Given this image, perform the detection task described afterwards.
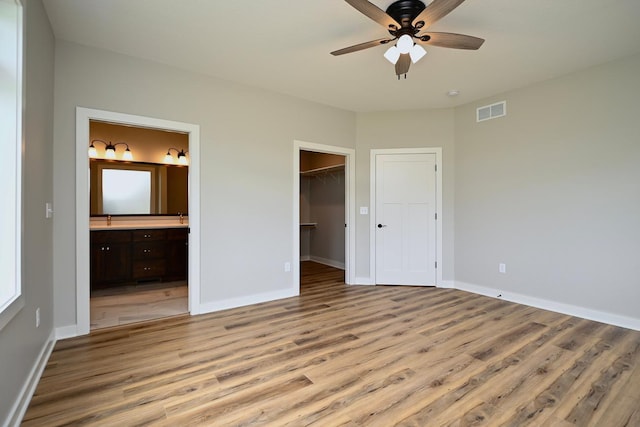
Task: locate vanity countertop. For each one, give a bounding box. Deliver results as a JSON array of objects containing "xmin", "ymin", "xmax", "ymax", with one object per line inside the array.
[{"xmin": 90, "ymin": 216, "xmax": 188, "ymax": 231}]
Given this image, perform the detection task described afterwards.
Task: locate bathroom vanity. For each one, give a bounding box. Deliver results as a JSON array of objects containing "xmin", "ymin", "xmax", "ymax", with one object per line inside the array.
[{"xmin": 90, "ymin": 218, "xmax": 188, "ymax": 291}]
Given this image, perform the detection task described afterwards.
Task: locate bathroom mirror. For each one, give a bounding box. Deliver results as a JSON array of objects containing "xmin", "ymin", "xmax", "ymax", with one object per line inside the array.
[
  {"xmin": 90, "ymin": 159, "xmax": 188, "ymax": 215},
  {"xmin": 102, "ymin": 168, "xmax": 152, "ymax": 214}
]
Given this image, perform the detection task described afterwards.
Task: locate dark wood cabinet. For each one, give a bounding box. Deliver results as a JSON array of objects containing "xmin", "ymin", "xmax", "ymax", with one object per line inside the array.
[
  {"xmin": 90, "ymin": 230, "xmax": 132, "ymax": 290},
  {"xmin": 90, "ymin": 227, "xmax": 188, "ymax": 291},
  {"xmin": 165, "ymin": 228, "xmax": 189, "ymax": 281},
  {"xmin": 131, "ymin": 229, "xmax": 167, "ymax": 281}
]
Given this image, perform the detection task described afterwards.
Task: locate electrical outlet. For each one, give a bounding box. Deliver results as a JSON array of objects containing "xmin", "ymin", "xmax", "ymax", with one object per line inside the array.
[
  {"xmin": 499, "ymin": 263, "xmax": 506, "ymax": 274},
  {"xmin": 284, "ymin": 262, "xmax": 291, "ymax": 272},
  {"xmin": 36, "ymin": 307, "xmax": 40, "ymax": 328}
]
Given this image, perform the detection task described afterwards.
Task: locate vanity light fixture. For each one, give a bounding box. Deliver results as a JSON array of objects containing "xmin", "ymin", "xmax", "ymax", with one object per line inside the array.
[
  {"xmin": 164, "ymin": 147, "xmax": 189, "ymax": 165},
  {"xmin": 89, "ymin": 139, "xmax": 133, "ymax": 161}
]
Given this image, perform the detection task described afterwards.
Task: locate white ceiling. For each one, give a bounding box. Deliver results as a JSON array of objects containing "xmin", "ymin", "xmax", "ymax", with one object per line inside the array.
[{"xmin": 42, "ymin": 0, "xmax": 640, "ymax": 112}]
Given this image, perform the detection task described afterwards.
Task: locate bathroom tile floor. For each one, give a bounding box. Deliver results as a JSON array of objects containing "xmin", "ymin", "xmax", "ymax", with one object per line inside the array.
[{"xmin": 90, "ymin": 281, "xmax": 188, "ymax": 330}]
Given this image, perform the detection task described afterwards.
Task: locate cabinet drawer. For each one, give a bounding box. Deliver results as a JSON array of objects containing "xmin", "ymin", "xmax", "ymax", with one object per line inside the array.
[
  {"xmin": 132, "ymin": 229, "xmax": 167, "ymax": 242},
  {"xmin": 132, "ymin": 242, "xmax": 166, "ymax": 260},
  {"xmin": 132, "ymin": 259, "xmax": 166, "ymax": 279},
  {"xmin": 91, "ymin": 230, "xmax": 132, "ymax": 244}
]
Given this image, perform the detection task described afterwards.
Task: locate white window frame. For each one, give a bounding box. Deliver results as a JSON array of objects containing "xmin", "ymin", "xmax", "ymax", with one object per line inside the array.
[{"xmin": 0, "ymin": 0, "xmax": 24, "ymax": 330}]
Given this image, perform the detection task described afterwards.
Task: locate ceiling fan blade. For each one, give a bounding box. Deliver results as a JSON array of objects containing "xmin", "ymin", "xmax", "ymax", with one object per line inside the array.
[
  {"xmin": 418, "ymin": 32, "xmax": 484, "ymax": 50},
  {"xmin": 412, "ymin": 0, "xmax": 466, "ymax": 29},
  {"xmin": 344, "ymin": 0, "xmax": 401, "ymax": 30},
  {"xmin": 395, "ymin": 54, "xmax": 411, "ymax": 76},
  {"xmin": 331, "ymin": 38, "xmax": 393, "ymax": 56}
]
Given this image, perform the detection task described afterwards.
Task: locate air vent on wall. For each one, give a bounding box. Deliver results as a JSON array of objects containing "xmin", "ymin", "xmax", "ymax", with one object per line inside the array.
[{"xmin": 477, "ymin": 101, "xmax": 506, "ymax": 122}]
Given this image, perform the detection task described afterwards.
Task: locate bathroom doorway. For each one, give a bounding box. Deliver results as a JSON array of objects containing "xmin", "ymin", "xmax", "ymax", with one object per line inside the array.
[
  {"xmin": 88, "ymin": 121, "xmax": 190, "ymax": 329},
  {"xmin": 75, "ymin": 107, "xmax": 201, "ymax": 336}
]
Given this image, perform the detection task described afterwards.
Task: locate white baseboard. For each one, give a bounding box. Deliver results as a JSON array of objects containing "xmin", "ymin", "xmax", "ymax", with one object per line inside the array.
[
  {"xmin": 197, "ymin": 288, "xmax": 298, "ymax": 315},
  {"xmin": 300, "ymin": 255, "xmax": 311, "ymax": 262},
  {"xmin": 455, "ymin": 281, "xmax": 640, "ymax": 331},
  {"xmin": 5, "ymin": 330, "xmax": 56, "ymax": 427},
  {"xmin": 55, "ymin": 324, "xmax": 78, "ymax": 340},
  {"xmin": 438, "ymin": 280, "xmax": 455, "ymax": 289},
  {"xmin": 308, "ymin": 256, "xmax": 345, "ymax": 270}
]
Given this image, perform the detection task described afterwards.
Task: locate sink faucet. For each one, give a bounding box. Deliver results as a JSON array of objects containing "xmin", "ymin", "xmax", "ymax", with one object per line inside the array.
[
  {"xmin": 179, "ymin": 213, "xmax": 184, "ymax": 224},
  {"xmin": 107, "ymin": 214, "xmax": 112, "ymax": 226}
]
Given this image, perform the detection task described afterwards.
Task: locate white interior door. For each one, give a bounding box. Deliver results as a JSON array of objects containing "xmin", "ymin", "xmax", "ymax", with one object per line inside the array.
[{"xmin": 375, "ymin": 153, "xmax": 437, "ymax": 285}]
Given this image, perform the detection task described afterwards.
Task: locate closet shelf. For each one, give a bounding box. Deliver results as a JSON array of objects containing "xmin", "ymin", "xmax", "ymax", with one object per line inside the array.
[
  {"xmin": 300, "ymin": 222, "xmax": 317, "ymax": 227},
  {"xmin": 300, "ymin": 164, "xmax": 344, "ymax": 176}
]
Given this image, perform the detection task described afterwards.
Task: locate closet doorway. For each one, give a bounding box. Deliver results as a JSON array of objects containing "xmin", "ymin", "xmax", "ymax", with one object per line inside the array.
[{"xmin": 293, "ymin": 141, "xmax": 355, "ymax": 291}]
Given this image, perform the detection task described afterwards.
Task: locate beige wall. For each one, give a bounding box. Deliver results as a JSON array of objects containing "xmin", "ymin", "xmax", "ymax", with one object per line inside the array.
[
  {"xmin": 454, "ymin": 53, "xmax": 640, "ymax": 320},
  {"xmin": 90, "ymin": 121, "xmax": 188, "ymax": 164},
  {"xmin": 355, "ymin": 109, "xmax": 456, "ymax": 282},
  {"xmin": 52, "ymin": 41, "xmax": 356, "ymax": 328},
  {"xmin": 0, "ymin": 0, "xmax": 55, "ymax": 422},
  {"xmin": 305, "ymin": 167, "xmax": 346, "ymax": 267}
]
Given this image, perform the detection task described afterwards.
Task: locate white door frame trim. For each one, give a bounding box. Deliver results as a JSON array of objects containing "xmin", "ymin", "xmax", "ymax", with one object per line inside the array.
[
  {"xmin": 370, "ymin": 147, "xmax": 443, "ymax": 286},
  {"xmin": 75, "ymin": 107, "xmax": 201, "ymax": 336},
  {"xmin": 293, "ymin": 141, "xmax": 356, "ymax": 290}
]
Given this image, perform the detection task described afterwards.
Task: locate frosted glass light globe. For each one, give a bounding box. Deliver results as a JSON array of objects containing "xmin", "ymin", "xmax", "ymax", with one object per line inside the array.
[
  {"xmin": 397, "ymin": 34, "xmax": 413, "ymax": 54},
  {"xmin": 409, "ymin": 44, "xmax": 427, "ymax": 63},
  {"xmin": 383, "ymin": 46, "xmax": 401, "ymax": 64}
]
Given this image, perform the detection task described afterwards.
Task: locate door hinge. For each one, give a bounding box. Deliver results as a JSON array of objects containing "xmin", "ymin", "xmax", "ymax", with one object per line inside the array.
[
  {"xmin": 435, "ymin": 213, "xmax": 437, "ymax": 220},
  {"xmin": 435, "ymin": 261, "xmax": 438, "ymax": 269},
  {"xmin": 435, "ymin": 164, "xmax": 438, "ymax": 172}
]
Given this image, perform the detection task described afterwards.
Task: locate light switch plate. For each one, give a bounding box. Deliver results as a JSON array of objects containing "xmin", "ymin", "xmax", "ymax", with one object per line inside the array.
[
  {"xmin": 45, "ymin": 202, "xmax": 53, "ymax": 219},
  {"xmin": 359, "ymin": 207, "xmax": 368, "ymax": 215}
]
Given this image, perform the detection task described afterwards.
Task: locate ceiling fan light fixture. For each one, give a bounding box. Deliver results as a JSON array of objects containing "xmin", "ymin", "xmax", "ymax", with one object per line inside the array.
[
  {"xmin": 383, "ymin": 45, "xmax": 401, "ymax": 64},
  {"xmin": 409, "ymin": 44, "xmax": 427, "ymax": 63},
  {"xmin": 397, "ymin": 34, "xmax": 413, "ymax": 54}
]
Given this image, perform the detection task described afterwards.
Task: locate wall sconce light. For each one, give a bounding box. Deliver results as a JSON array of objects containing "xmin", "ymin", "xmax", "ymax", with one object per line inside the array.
[
  {"xmin": 164, "ymin": 147, "xmax": 189, "ymax": 165},
  {"xmin": 89, "ymin": 139, "xmax": 133, "ymax": 161}
]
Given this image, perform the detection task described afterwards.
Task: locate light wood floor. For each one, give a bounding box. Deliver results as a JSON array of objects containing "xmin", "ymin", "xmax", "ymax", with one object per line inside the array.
[
  {"xmin": 24, "ymin": 262, "xmax": 640, "ymax": 426},
  {"xmin": 90, "ymin": 282, "xmax": 188, "ymax": 330}
]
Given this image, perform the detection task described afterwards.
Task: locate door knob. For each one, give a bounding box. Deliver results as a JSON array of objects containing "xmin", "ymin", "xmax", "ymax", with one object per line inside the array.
[{"xmin": 377, "ymin": 224, "xmax": 387, "ymax": 228}]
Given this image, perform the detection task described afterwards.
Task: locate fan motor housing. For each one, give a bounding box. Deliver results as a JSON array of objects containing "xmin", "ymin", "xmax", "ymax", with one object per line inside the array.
[{"xmin": 386, "ymin": 0, "xmax": 426, "ymax": 29}]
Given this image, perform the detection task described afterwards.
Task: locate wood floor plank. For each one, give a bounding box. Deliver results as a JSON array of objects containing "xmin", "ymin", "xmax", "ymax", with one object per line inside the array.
[
  {"xmin": 22, "ymin": 262, "xmax": 640, "ymax": 426},
  {"xmin": 557, "ymin": 330, "xmax": 640, "ymax": 426},
  {"xmin": 442, "ymin": 318, "xmax": 595, "ymax": 426}
]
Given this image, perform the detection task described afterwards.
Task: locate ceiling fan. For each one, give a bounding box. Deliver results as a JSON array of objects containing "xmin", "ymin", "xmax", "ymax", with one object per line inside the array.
[{"xmin": 331, "ymin": 0, "xmax": 484, "ymax": 78}]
